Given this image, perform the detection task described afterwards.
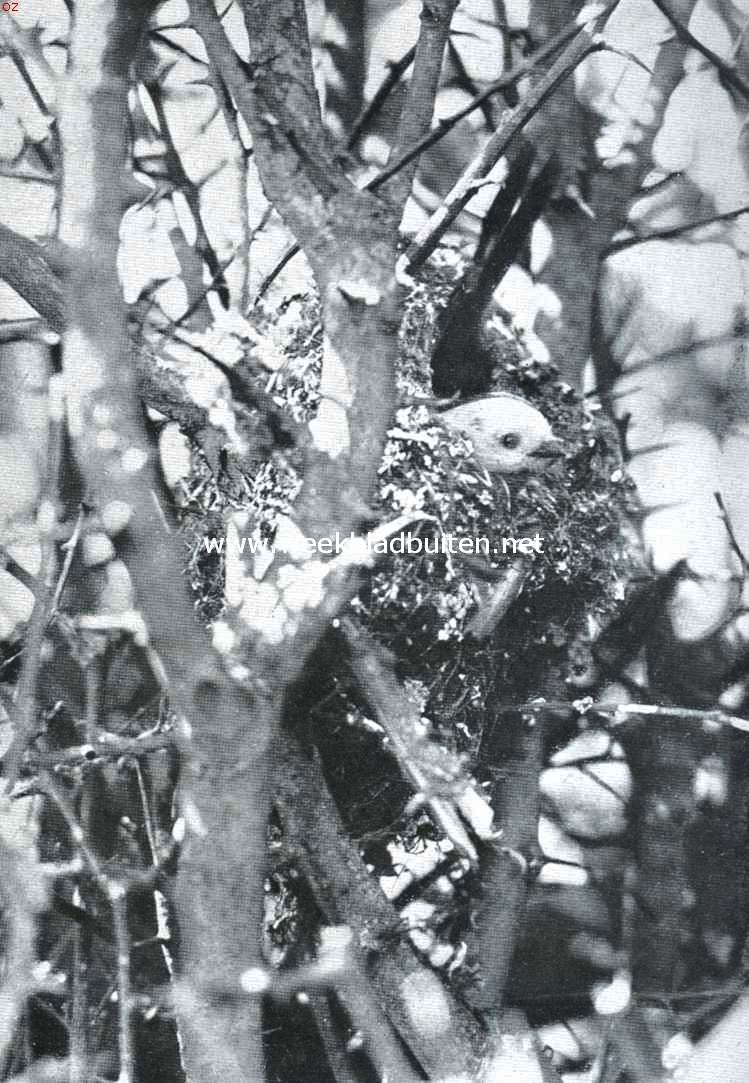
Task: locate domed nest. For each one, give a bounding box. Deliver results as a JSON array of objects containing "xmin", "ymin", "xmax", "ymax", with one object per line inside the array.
[{"xmin": 182, "ymin": 245, "xmax": 638, "ymax": 751}]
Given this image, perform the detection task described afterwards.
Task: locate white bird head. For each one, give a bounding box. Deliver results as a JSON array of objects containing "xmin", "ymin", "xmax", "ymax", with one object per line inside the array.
[{"xmin": 440, "ymin": 392, "xmax": 562, "ymax": 474}]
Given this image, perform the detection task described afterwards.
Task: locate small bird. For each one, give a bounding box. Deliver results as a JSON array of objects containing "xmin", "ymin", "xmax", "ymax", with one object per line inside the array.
[{"xmin": 440, "ymin": 392, "xmax": 563, "ymax": 474}]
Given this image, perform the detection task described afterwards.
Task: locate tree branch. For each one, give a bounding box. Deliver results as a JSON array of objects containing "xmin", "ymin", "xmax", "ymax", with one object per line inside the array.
[
  {"xmin": 0, "ymin": 224, "xmax": 66, "ymax": 332},
  {"xmin": 651, "ymin": 0, "xmax": 749, "ymax": 101},
  {"xmin": 370, "ymin": 10, "xmax": 591, "ymax": 192},
  {"xmin": 142, "ymin": 80, "xmax": 231, "ymax": 307},
  {"xmin": 385, "ymin": 0, "xmax": 460, "ymax": 209},
  {"xmin": 340, "ymin": 617, "xmax": 492, "ymax": 863},
  {"xmin": 347, "ymin": 44, "xmax": 417, "ymax": 150},
  {"xmin": 56, "ymin": 4, "xmax": 269, "ymax": 1080},
  {"xmin": 467, "ymin": 708, "xmax": 543, "ymax": 1010},
  {"xmin": 276, "ymin": 735, "xmax": 487, "ymax": 1078},
  {"xmin": 254, "ymin": 13, "xmax": 589, "ymax": 303},
  {"xmin": 399, "ymin": 9, "xmax": 612, "ymax": 271},
  {"xmin": 0, "ymin": 222, "xmax": 275, "ymax": 456}
]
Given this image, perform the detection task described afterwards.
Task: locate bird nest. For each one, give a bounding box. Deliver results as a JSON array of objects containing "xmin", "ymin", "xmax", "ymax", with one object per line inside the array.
[{"xmin": 181, "ymin": 245, "xmax": 637, "ymax": 754}]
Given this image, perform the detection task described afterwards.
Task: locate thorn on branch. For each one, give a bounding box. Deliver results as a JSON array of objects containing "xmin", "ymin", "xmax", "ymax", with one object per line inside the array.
[{"xmin": 346, "ymin": 45, "xmax": 417, "ymax": 150}]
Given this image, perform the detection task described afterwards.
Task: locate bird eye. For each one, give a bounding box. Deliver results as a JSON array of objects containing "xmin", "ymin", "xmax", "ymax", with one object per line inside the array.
[{"xmin": 501, "ymin": 432, "xmax": 520, "ymax": 449}]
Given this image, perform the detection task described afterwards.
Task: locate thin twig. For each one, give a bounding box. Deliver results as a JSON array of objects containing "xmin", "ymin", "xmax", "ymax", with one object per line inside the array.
[
  {"xmin": 150, "ymin": 252, "xmax": 237, "ymax": 344},
  {"xmin": 22, "ymin": 731, "xmax": 175, "ymax": 773},
  {"xmin": 40, "ymin": 773, "xmax": 107, "ymax": 884},
  {"xmin": 111, "ymin": 888, "xmax": 133, "ymax": 1083},
  {"xmin": 0, "ymin": 22, "xmax": 58, "ymax": 171},
  {"xmin": 133, "ymin": 754, "xmax": 186, "ymax": 1075},
  {"xmin": 400, "ymin": 12, "xmax": 611, "ymax": 271},
  {"xmin": 253, "ymin": 240, "xmax": 303, "ymax": 305},
  {"xmin": 373, "ymin": 9, "xmax": 596, "ymax": 191},
  {"xmin": 651, "ymin": 0, "xmax": 749, "ymax": 101},
  {"xmin": 386, "ymin": 0, "xmax": 460, "ymax": 209},
  {"xmin": 150, "ymin": 30, "xmax": 210, "ymax": 67},
  {"xmin": 255, "ymin": 10, "xmax": 588, "ymax": 302},
  {"xmin": 143, "ymin": 82, "xmax": 230, "ymax": 308},
  {"xmin": 69, "ymin": 891, "xmax": 90, "ymax": 1083},
  {"xmin": 50, "ymin": 506, "xmax": 85, "ymax": 614},
  {"xmin": 604, "ymin": 202, "xmax": 749, "ymax": 255},
  {"xmin": 496, "ymin": 698, "xmax": 749, "ymax": 734},
  {"xmin": 346, "ymin": 45, "xmax": 417, "ymax": 149},
  {"xmin": 447, "ymin": 37, "xmax": 498, "ymax": 130},
  {"xmin": 40, "ymin": 773, "xmax": 136, "ymax": 1083}
]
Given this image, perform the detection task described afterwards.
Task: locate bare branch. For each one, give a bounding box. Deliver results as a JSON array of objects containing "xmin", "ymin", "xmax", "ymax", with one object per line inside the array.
[
  {"xmin": 604, "ymin": 202, "xmax": 749, "ymax": 256},
  {"xmin": 386, "ymin": 0, "xmax": 460, "ymax": 209},
  {"xmin": 0, "ymin": 224, "xmax": 276, "ymax": 457},
  {"xmin": 347, "ymin": 45, "xmax": 417, "ymax": 150},
  {"xmin": 55, "ymin": 4, "xmax": 268, "ymax": 1080},
  {"xmin": 142, "ymin": 81, "xmax": 231, "ymax": 307},
  {"xmin": 276, "ymin": 735, "xmax": 487, "ymax": 1077},
  {"xmin": 400, "ymin": 11, "xmax": 612, "ymax": 271},
  {"xmin": 0, "ymin": 224, "xmax": 66, "ymax": 332},
  {"xmin": 0, "ymin": 545, "xmax": 41, "ymax": 597},
  {"xmin": 715, "ymin": 490, "xmax": 749, "ymax": 575},
  {"xmin": 255, "ymin": 13, "xmax": 589, "ymax": 302},
  {"xmin": 497, "ymin": 698, "xmax": 749, "ymax": 735},
  {"xmin": 341, "ymin": 617, "xmax": 493, "ymax": 863},
  {"xmin": 111, "ymin": 889, "xmax": 134, "ymax": 1083},
  {"xmin": 651, "ymin": 0, "xmax": 749, "ymax": 101},
  {"xmin": 371, "ymin": 11, "xmax": 590, "ymax": 191}
]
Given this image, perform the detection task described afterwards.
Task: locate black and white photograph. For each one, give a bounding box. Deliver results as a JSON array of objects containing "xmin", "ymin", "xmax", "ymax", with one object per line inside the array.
[{"xmin": 1, "ymin": 1, "xmax": 748, "ymax": 1080}]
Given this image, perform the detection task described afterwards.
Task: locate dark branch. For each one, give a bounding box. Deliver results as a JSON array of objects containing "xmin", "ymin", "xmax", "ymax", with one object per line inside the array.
[{"xmin": 651, "ymin": 0, "xmax": 749, "ymax": 101}]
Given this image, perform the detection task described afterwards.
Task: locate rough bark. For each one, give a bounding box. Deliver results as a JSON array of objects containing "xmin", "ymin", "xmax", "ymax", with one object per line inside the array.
[{"xmin": 56, "ymin": 3, "xmax": 267, "ymax": 1079}]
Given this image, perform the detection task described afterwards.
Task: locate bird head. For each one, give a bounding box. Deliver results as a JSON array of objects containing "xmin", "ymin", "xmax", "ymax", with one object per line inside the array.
[{"xmin": 440, "ymin": 392, "xmax": 563, "ymax": 474}]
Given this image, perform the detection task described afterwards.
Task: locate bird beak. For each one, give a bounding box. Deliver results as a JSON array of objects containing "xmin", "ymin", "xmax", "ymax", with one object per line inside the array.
[{"xmin": 530, "ymin": 438, "xmax": 565, "ymax": 461}]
